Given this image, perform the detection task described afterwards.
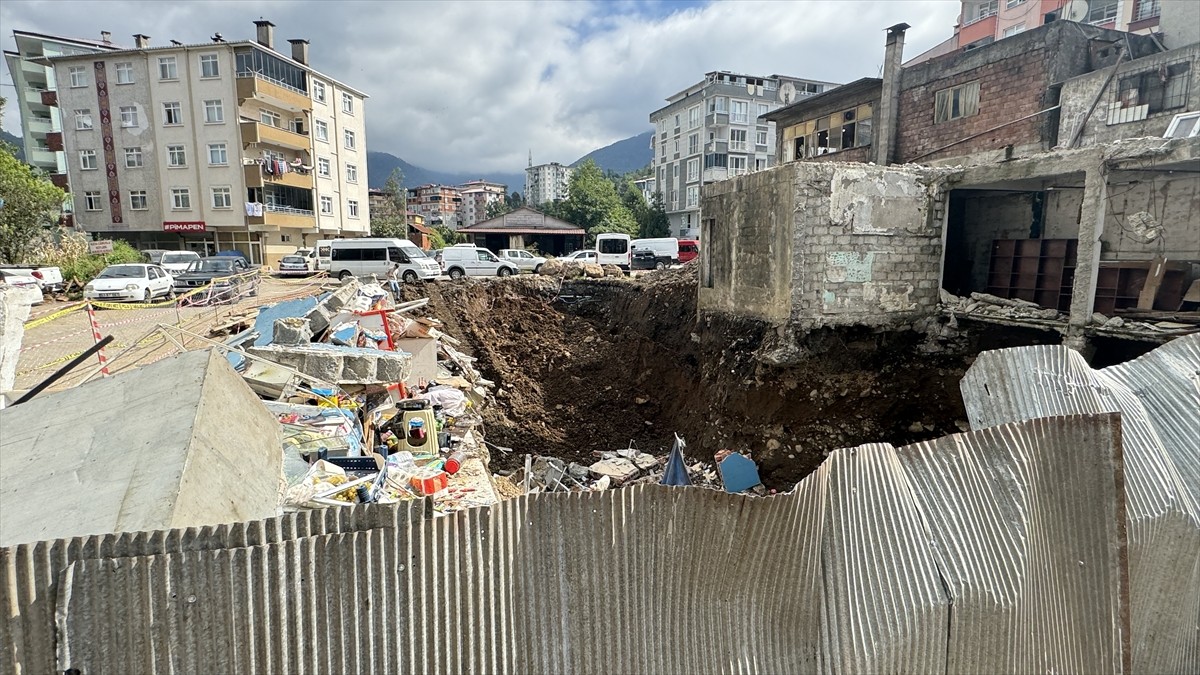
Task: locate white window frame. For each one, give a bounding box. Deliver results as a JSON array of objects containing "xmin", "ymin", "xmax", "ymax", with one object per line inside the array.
[
  {"xmin": 115, "ymin": 62, "xmax": 134, "ymax": 84},
  {"xmin": 1164, "ymin": 111, "xmax": 1200, "ymax": 138},
  {"xmin": 345, "ymin": 163, "xmax": 358, "ymax": 183},
  {"xmin": 124, "ymin": 147, "xmax": 143, "ymax": 168},
  {"xmin": 314, "ymin": 119, "xmax": 329, "ymax": 141},
  {"xmin": 756, "ymin": 129, "xmax": 769, "ymax": 147},
  {"xmin": 68, "ymin": 66, "xmax": 87, "ymax": 88},
  {"xmin": 343, "ymin": 129, "xmax": 356, "ymax": 150},
  {"xmin": 687, "ymin": 158, "xmax": 699, "ymax": 182},
  {"xmin": 167, "ymin": 144, "xmax": 187, "ymax": 168},
  {"xmin": 341, "ymin": 92, "xmax": 354, "ymax": 114},
  {"xmin": 1005, "ymin": 0, "xmax": 1025, "ymax": 8},
  {"xmin": 1002, "ymin": 23, "xmax": 1026, "ymax": 38},
  {"xmin": 259, "ymin": 109, "xmax": 281, "ymax": 127},
  {"xmin": 320, "ymin": 195, "xmax": 334, "ymax": 214},
  {"xmin": 207, "ymin": 142, "xmax": 228, "ymax": 166},
  {"xmin": 348, "ymin": 199, "xmax": 359, "ymax": 218},
  {"xmin": 757, "ymin": 103, "xmax": 770, "ymax": 119},
  {"xmin": 119, "ymin": 106, "xmax": 138, "ymax": 128},
  {"xmin": 731, "ymin": 99, "xmax": 750, "ymax": 125},
  {"xmin": 686, "ymin": 185, "xmax": 699, "ymax": 208},
  {"xmin": 688, "ymin": 133, "xmax": 699, "ymax": 155},
  {"xmin": 129, "ymin": 190, "xmax": 148, "ymax": 210},
  {"xmin": 730, "ymin": 155, "xmax": 748, "ymax": 176},
  {"xmin": 1133, "ymin": 0, "xmax": 1161, "ymax": 21},
  {"xmin": 729, "ymin": 128, "xmax": 748, "ymax": 152},
  {"xmin": 158, "ymin": 56, "xmax": 178, "ymax": 80},
  {"xmin": 79, "ymin": 150, "xmax": 97, "ymax": 170},
  {"xmin": 318, "ymin": 157, "xmax": 331, "ymax": 177},
  {"xmin": 163, "ymin": 101, "xmax": 182, "ymax": 126},
  {"xmin": 171, "ymin": 188, "xmax": 191, "ymax": 210},
  {"xmin": 211, "ymin": 186, "xmax": 232, "ymax": 209},
  {"xmin": 83, "ymin": 191, "xmax": 102, "ymax": 211},
  {"xmin": 74, "ymin": 109, "xmax": 93, "ymax": 130},
  {"xmin": 203, "ymin": 99, "xmax": 223, "ymax": 124},
  {"xmin": 313, "ymin": 80, "xmax": 326, "ymax": 103},
  {"xmin": 1087, "ymin": 0, "xmax": 1119, "ymax": 24},
  {"xmin": 199, "ymin": 54, "xmax": 219, "ymax": 78},
  {"xmin": 689, "ymin": 105, "xmax": 701, "ymax": 129}
]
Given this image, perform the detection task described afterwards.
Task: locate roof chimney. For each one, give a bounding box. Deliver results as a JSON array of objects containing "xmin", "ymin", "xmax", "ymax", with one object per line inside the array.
[
  {"xmin": 288, "ymin": 38, "xmax": 309, "ymax": 64},
  {"xmin": 254, "ymin": 20, "xmax": 275, "ymax": 50},
  {"xmin": 873, "ymin": 22, "xmax": 909, "ymax": 166},
  {"xmin": 100, "ymin": 31, "xmax": 111, "ymax": 44},
  {"xmin": 133, "ymin": 34, "xmax": 150, "ymax": 49}
]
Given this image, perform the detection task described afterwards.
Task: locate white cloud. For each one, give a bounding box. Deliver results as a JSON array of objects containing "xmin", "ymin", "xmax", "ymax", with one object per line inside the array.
[{"xmin": 1, "ymin": 0, "xmax": 960, "ymax": 172}]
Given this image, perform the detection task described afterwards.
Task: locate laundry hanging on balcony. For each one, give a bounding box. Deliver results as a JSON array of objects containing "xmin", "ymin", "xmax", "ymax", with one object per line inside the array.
[{"xmin": 245, "ymin": 202, "xmax": 264, "ymax": 216}]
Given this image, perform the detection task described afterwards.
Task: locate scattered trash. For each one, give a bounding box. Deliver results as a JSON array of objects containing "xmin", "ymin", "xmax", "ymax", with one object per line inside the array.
[
  {"xmin": 719, "ymin": 453, "xmax": 763, "ymax": 493},
  {"xmin": 661, "ymin": 435, "xmax": 691, "ymax": 487}
]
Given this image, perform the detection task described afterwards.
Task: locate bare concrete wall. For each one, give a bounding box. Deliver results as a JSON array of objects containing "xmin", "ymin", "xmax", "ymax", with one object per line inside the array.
[
  {"xmin": 0, "ymin": 286, "xmax": 41, "ymax": 398},
  {"xmin": 954, "ymin": 191, "xmax": 1038, "ymax": 293}
]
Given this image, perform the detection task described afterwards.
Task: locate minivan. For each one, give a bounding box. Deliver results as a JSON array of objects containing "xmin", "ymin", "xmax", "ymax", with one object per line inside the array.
[
  {"xmin": 678, "ymin": 239, "xmax": 700, "ymax": 263},
  {"xmin": 330, "ymin": 238, "xmax": 440, "ymax": 282},
  {"xmin": 596, "ymin": 233, "xmax": 631, "ymax": 269},
  {"xmin": 630, "ymin": 237, "xmax": 679, "ymax": 269},
  {"xmin": 438, "ymin": 246, "xmax": 520, "ymax": 279},
  {"xmin": 312, "ymin": 239, "xmax": 334, "ymax": 272}
]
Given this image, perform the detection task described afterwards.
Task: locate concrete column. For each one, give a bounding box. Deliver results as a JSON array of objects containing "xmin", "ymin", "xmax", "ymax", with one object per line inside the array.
[
  {"xmin": 1065, "ymin": 162, "xmax": 1108, "ymax": 351},
  {"xmin": 873, "ymin": 23, "xmax": 909, "ymax": 166}
]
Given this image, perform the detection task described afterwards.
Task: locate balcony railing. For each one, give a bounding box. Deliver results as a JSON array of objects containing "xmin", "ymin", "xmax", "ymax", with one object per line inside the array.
[{"xmin": 266, "ymin": 203, "xmax": 314, "ymax": 216}]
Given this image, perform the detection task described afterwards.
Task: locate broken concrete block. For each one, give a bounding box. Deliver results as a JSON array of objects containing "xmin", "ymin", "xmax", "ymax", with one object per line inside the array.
[
  {"xmin": 633, "ymin": 453, "xmax": 658, "ymax": 471},
  {"xmin": 567, "ymin": 462, "xmax": 590, "ymax": 481},
  {"xmin": 246, "ymin": 343, "xmax": 411, "ymax": 386},
  {"xmin": 603, "ymin": 264, "xmax": 623, "ymax": 277},
  {"xmin": 538, "ymin": 259, "xmax": 565, "ymax": 276},
  {"xmin": 582, "ymin": 263, "xmax": 604, "ymax": 278},
  {"xmin": 306, "ymin": 280, "xmax": 361, "ymax": 335},
  {"xmin": 0, "ymin": 285, "xmax": 42, "ymax": 396},
  {"xmin": 1092, "ymin": 312, "xmax": 1109, "ymax": 325},
  {"xmin": 589, "ymin": 458, "xmax": 638, "ymax": 483},
  {"xmin": 1104, "ymin": 316, "xmax": 1124, "ymax": 328},
  {"xmin": 272, "ymin": 316, "xmax": 313, "ymax": 345},
  {"xmin": 0, "ymin": 349, "xmax": 283, "ymax": 547}
]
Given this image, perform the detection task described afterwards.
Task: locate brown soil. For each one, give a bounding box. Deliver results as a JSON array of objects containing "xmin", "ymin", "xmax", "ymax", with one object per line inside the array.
[{"xmin": 404, "ymin": 268, "xmax": 1020, "ymax": 490}]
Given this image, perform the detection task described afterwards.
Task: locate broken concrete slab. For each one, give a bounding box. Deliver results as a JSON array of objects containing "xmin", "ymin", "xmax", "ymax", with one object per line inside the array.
[
  {"xmin": 0, "ymin": 349, "xmax": 283, "ymax": 547},
  {"xmin": 246, "ymin": 342, "xmax": 411, "ymax": 386},
  {"xmin": 0, "ymin": 285, "xmax": 42, "ymax": 397},
  {"xmin": 272, "ymin": 316, "xmax": 313, "ymax": 345},
  {"xmin": 306, "ymin": 279, "xmax": 360, "ymax": 335},
  {"xmin": 589, "ymin": 457, "xmax": 638, "ymax": 483}
]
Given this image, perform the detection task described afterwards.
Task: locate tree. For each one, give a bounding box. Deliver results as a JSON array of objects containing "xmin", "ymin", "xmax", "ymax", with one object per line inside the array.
[
  {"xmin": 433, "ymin": 225, "xmax": 465, "ymax": 246},
  {"xmin": 506, "ymin": 191, "xmax": 524, "ymax": 209},
  {"xmin": 562, "ymin": 160, "xmax": 638, "ymax": 240},
  {"xmin": 485, "ymin": 198, "xmax": 512, "ymax": 220},
  {"xmin": 370, "ymin": 167, "xmax": 409, "ymax": 238},
  {"xmin": 641, "ymin": 191, "xmax": 671, "ymax": 239},
  {"xmin": 0, "ymin": 141, "xmax": 66, "ymax": 264}
]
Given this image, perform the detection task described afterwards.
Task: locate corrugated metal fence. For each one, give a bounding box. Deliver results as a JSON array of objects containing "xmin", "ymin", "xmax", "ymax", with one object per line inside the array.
[{"xmin": 1, "ymin": 413, "xmax": 1136, "ymax": 674}]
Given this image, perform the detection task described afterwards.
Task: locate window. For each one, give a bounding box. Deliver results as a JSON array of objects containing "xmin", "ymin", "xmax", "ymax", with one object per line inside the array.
[
  {"xmin": 756, "ymin": 129, "xmax": 769, "ymax": 147},
  {"xmin": 1005, "ymin": 0, "xmax": 1025, "ymax": 7},
  {"xmin": 167, "ymin": 144, "xmax": 187, "ymax": 167},
  {"xmin": 83, "ymin": 191, "xmax": 102, "ymax": 211},
  {"xmin": 730, "ymin": 156, "xmax": 747, "ymax": 176},
  {"xmin": 341, "ymin": 92, "xmax": 354, "ymax": 114},
  {"xmin": 124, "ymin": 147, "xmax": 143, "ymax": 168},
  {"xmin": 1134, "ymin": 0, "xmax": 1161, "ymax": 21},
  {"xmin": 1087, "ymin": 1, "xmax": 1119, "ymax": 24},
  {"xmin": 971, "ymin": 0, "xmax": 998, "ymax": 21},
  {"xmin": 670, "ymin": 190, "xmax": 677, "ymax": 208},
  {"xmin": 120, "ymin": 106, "xmax": 138, "ymax": 128},
  {"xmin": 314, "ymin": 119, "xmax": 328, "ymax": 141},
  {"xmin": 318, "ymin": 157, "xmax": 331, "ymax": 177},
  {"xmin": 162, "ymin": 102, "xmax": 182, "ymax": 126},
  {"xmin": 673, "ymin": 164, "xmax": 679, "ymax": 177},
  {"xmin": 1116, "ymin": 63, "xmax": 1191, "ymax": 116},
  {"xmin": 79, "ymin": 150, "xmax": 97, "ymax": 170},
  {"xmin": 674, "ymin": 140, "xmax": 679, "ymax": 156},
  {"xmin": 755, "ymin": 158, "xmax": 767, "ymax": 171},
  {"xmin": 729, "ymin": 128, "xmax": 748, "ymax": 151},
  {"xmin": 708, "ymin": 96, "xmax": 728, "ymax": 114},
  {"xmin": 158, "ymin": 56, "xmax": 178, "ymax": 80},
  {"xmin": 731, "ymin": 100, "xmax": 749, "ymax": 124},
  {"xmin": 344, "ymin": 129, "xmax": 356, "ymax": 150},
  {"xmin": 688, "ymin": 133, "xmax": 699, "ymax": 155},
  {"xmin": 757, "ymin": 103, "xmax": 770, "ymax": 119},
  {"xmin": 1002, "ymin": 23, "xmax": 1025, "ymax": 38},
  {"xmin": 259, "ymin": 109, "xmax": 281, "ymax": 127},
  {"xmin": 74, "ymin": 109, "xmax": 93, "ymax": 130},
  {"xmin": 320, "ymin": 195, "xmax": 333, "ymax": 214},
  {"xmin": 688, "ymin": 105, "xmax": 701, "ymax": 129},
  {"xmin": 207, "ymin": 142, "xmax": 227, "ymax": 165},
  {"xmin": 934, "ymin": 81, "xmax": 980, "ymax": 123},
  {"xmin": 171, "ymin": 188, "xmax": 191, "ymax": 210},
  {"xmin": 69, "ymin": 66, "xmax": 87, "ymax": 88},
  {"xmin": 348, "ymin": 200, "xmax": 359, "ymax": 218},
  {"xmin": 115, "ymin": 62, "xmax": 134, "ymax": 84},
  {"xmin": 129, "ymin": 190, "xmax": 148, "ymax": 210},
  {"xmin": 199, "ymin": 54, "xmax": 219, "ymax": 78},
  {"xmin": 686, "ymin": 186, "xmax": 699, "ymax": 208},
  {"xmin": 313, "ymin": 80, "xmax": 326, "ymax": 103},
  {"xmin": 211, "ymin": 186, "xmax": 232, "ymax": 209},
  {"xmin": 687, "ymin": 158, "xmax": 699, "ymax": 182},
  {"xmin": 203, "ymin": 99, "xmax": 223, "ymax": 124},
  {"xmin": 345, "ymin": 164, "xmax": 358, "ymax": 182}
]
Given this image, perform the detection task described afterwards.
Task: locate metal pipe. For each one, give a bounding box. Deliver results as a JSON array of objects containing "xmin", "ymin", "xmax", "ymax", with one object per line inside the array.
[{"xmin": 12, "ymin": 335, "xmax": 114, "ymax": 405}]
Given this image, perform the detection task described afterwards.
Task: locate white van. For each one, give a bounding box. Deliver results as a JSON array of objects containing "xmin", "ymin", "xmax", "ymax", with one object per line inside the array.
[
  {"xmin": 437, "ymin": 246, "xmax": 520, "ymax": 279},
  {"xmin": 596, "ymin": 233, "xmax": 631, "ymax": 269},
  {"xmin": 630, "ymin": 238, "xmax": 679, "ymax": 269},
  {"xmin": 330, "ymin": 238, "xmax": 440, "ymax": 282},
  {"xmin": 311, "ymin": 240, "xmax": 333, "ymax": 272}
]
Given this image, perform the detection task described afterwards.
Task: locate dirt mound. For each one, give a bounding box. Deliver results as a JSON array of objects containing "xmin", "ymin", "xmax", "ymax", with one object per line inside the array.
[{"xmin": 405, "ymin": 272, "xmax": 975, "ymax": 489}]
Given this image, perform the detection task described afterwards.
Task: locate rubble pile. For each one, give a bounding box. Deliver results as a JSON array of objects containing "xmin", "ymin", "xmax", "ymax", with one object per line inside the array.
[{"xmin": 939, "ymin": 289, "xmax": 1197, "ymax": 336}]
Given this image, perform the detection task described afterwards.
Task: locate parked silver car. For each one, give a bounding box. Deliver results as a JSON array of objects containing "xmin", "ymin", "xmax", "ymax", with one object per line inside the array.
[{"xmin": 499, "ymin": 249, "xmax": 547, "ymax": 273}]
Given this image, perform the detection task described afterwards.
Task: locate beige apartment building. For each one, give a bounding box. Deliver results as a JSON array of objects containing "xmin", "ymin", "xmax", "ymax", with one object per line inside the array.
[{"xmin": 45, "ymin": 21, "xmax": 369, "ymax": 267}]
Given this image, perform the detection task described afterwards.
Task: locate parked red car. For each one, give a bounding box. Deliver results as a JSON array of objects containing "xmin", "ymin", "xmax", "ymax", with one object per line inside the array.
[{"xmin": 678, "ymin": 239, "xmax": 700, "ymax": 263}]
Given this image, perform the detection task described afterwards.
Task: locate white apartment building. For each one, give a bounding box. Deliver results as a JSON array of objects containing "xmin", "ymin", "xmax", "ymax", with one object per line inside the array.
[
  {"xmin": 46, "ymin": 21, "xmax": 369, "ymax": 267},
  {"xmin": 648, "ymin": 71, "xmax": 839, "ymax": 238},
  {"xmin": 524, "ymin": 160, "xmax": 571, "ymax": 206},
  {"xmin": 458, "ymin": 179, "xmax": 507, "ymax": 228}
]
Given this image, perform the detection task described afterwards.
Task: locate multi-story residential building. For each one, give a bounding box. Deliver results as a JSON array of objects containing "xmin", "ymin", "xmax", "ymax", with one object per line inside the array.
[
  {"xmin": 458, "ymin": 179, "xmax": 507, "ymax": 228},
  {"xmin": 648, "ymin": 71, "xmax": 839, "ymax": 237},
  {"xmin": 4, "ymin": 30, "xmax": 120, "ymax": 187},
  {"xmin": 524, "ymin": 160, "xmax": 571, "ymax": 206},
  {"xmin": 44, "ymin": 20, "xmax": 369, "ymax": 266},
  {"xmin": 407, "ymin": 184, "xmax": 463, "ymax": 229},
  {"xmin": 633, "ymin": 176, "xmax": 656, "ymax": 203},
  {"xmin": 909, "ymin": 0, "xmax": 1171, "ymax": 64}
]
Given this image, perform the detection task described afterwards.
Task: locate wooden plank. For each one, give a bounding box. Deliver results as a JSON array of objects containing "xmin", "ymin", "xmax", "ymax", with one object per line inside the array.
[{"xmin": 1136, "ymin": 256, "xmax": 1167, "ymax": 310}]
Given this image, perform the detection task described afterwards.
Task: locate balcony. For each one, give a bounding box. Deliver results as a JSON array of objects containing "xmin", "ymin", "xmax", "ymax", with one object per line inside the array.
[
  {"xmin": 706, "ymin": 140, "xmax": 728, "ymax": 154},
  {"xmin": 244, "ymin": 163, "xmax": 313, "ymax": 190},
  {"xmin": 236, "ymin": 74, "xmax": 310, "ymax": 112},
  {"xmin": 959, "ymin": 14, "xmax": 997, "ymax": 45},
  {"xmin": 247, "ymin": 203, "xmax": 316, "ymax": 230},
  {"xmin": 702, "ymin": 167, "xmax": 728, "ymax": 182},
  {"xmin": 240, "ymin": 120, "xmax": 310, "ymax": 151},
  {"xmin": 705, "ymin": 111, "xmax": 729, "ymax": 127}
]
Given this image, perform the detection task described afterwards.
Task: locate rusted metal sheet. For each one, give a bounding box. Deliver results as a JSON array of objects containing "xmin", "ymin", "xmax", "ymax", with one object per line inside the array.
[{"xmin": 961, "ymin": 335, "xmax": 1200, "ymax": 675}]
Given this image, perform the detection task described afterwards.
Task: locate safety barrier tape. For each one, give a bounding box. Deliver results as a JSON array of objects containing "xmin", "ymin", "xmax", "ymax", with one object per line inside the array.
[
  {"xmin": 22, "ymin": 303, "xmax": 86, "ymax": 330},
  {"xmin": 19, "ymin": 325, "xmax": 94, "ymax": 353}
]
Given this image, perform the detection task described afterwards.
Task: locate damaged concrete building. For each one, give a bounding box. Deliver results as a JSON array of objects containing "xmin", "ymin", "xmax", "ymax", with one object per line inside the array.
[{"xmin": 706, "ymin": 20, "xmax": 1200, "ymax": 352}]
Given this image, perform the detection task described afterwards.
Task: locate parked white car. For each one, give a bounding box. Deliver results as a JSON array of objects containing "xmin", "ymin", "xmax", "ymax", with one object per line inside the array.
[
  {"xmin": 156, "ymin": 250, "xmax": 202, "ymax": 274},
  {"xmin": 0, "ymin": 265, "xmax": 63, "ymax": 292},
  {"xmin": 278, "ymin": 254, "xmax": 312, "ymax": 276},
  {"xmin": 562, "ymin": 250, "xmax": 598, "ymax": 263},
  {"xmin": 499, "ymin": 249, "xmax": 547, "ymax": 273},
  {"xmin": 436, "ymin": 246, "xmax": 519, "ymax": 280},
  {"xmin": 0, "ymin": 269, "xmax": 45, "ymax": 305},
  {"xmin": 84, "ymin": 264, "xmax": 175, "ymax": 303}
]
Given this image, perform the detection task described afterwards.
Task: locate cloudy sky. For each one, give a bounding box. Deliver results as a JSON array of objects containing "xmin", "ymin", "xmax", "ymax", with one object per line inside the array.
[{"xmin": 2, "ymin": 0, "xmax": 961, "ymax": 173}]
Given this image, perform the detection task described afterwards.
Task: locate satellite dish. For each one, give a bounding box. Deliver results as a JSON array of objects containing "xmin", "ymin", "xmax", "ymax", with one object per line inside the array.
[
  {"xmin": 1063, "ymin": 0, "xmax": 1089, "ymax": 22},
  {"xmin": 779, "ymin": 82, "xmax": 797, "ymax": 104}
]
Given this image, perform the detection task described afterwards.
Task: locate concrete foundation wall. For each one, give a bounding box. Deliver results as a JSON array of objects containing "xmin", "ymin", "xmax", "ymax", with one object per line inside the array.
[{"xmin": 0, "ymin": 286, "xmax": 41, "ymax": 397}]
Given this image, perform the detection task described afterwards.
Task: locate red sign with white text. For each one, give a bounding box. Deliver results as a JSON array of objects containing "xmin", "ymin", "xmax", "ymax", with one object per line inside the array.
[{"xmin": 163, "ymin": 221, "xmax": 206, "ymax": 233}]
